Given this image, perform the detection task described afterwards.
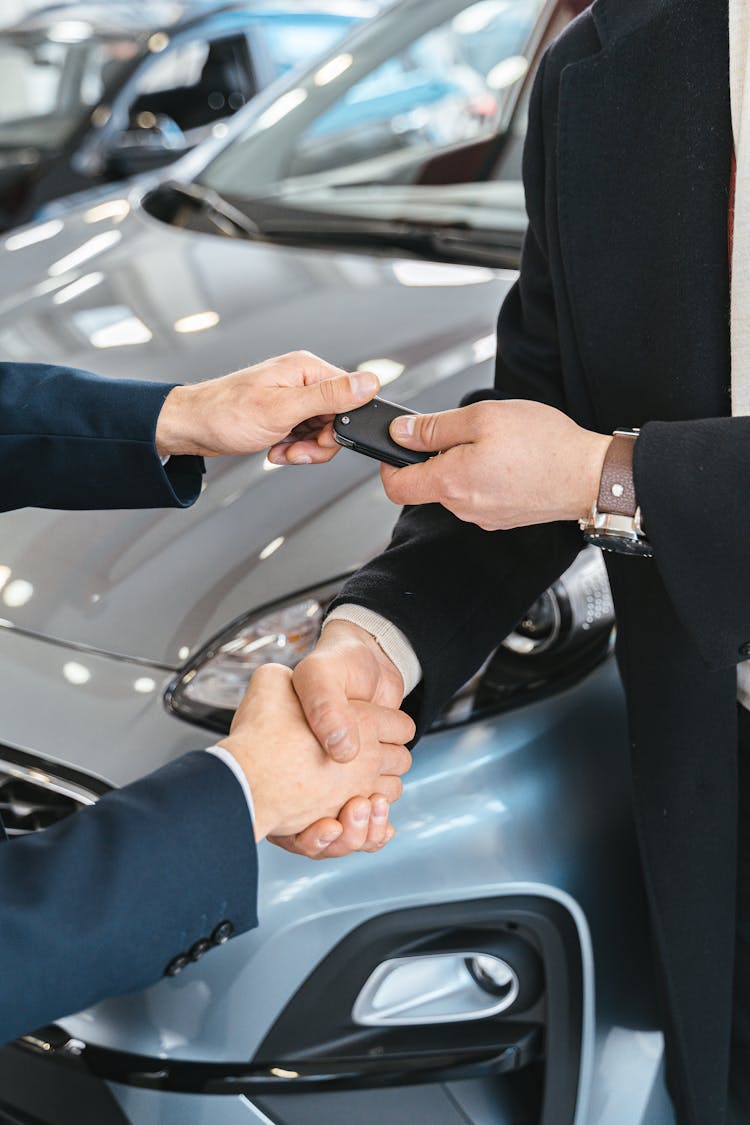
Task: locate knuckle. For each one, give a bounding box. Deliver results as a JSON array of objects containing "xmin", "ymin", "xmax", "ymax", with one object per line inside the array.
[
  {"xmin": 471, "ymin": 402, "xmax": 493, "ymax": 439},
  {"xmin": 420, "ymin": 414, "xmax": 441, "ymax": 448},
  {"xmin": 384, "ymin": 777, "xmax": 404, "ymax": 802},
  {"xmin": 440, "ymin": 468, "xmax": 462, "ymax": 502}
]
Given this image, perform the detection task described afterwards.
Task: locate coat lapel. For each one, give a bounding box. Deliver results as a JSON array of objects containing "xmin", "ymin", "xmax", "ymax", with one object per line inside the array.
[{"xmin": 557, "ymin": 0, "xmax": 732, "ymax": 431}]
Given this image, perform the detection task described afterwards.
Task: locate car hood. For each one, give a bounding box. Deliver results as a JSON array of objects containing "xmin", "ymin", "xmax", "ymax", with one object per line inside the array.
[{"xmin": 0, "ymin": 194, "xmax": 514, "ymax": 665}]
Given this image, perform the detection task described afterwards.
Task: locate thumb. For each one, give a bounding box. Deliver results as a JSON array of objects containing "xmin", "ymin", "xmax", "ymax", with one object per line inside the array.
[
  {"xmin": 293, "ymin": 652, "xmax": 361, "ymax": 763},
  {"xmin": 299, "ymin": 370, "xmax": 380, "ymax": 419},
  {"xmin": 389, "ymin": 407, "xmax": 472, "ymax": 453}
]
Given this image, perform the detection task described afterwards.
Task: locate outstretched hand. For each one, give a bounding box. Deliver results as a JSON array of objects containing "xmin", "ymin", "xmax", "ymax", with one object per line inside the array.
[{"xmin": 155, "ymin": 351, "xmax": 379, "ymax": 463}]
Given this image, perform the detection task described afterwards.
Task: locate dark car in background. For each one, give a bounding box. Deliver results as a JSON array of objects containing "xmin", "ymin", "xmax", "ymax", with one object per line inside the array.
[{"xmin": 0, "ymin": 0, "xmax": 377, "ymax": 231}]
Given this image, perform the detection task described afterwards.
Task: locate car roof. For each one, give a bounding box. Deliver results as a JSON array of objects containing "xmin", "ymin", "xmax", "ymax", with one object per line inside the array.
[{"xmin": 11, "ymin": 1, "xmax": 380, "ymax": 38}]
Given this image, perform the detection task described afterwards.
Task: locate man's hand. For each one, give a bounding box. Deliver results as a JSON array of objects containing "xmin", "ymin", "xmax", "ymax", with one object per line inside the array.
[
  {"xmin": 155, "ymin": 351, "xmax": 379, "ymax": 463},
  {"xmin": 383, "ymin": 399, "xmax": 612, "ymax": 530},
  {"xmin": 218, "ymin": 663, "xmax": 413, "ymax": 843},
  {"xmin": 269, "ymin": 793, "xmax": 397, "ymax": 860},
  {"xmin": 293, "ymin": 620, "xmax": 405, "ymax": 764}
]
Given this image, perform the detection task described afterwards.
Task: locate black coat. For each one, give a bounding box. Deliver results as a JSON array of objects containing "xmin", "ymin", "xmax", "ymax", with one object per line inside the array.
[{"xmin": 333, "ymin": 2, "xmax": 740, "ymax": 1121}]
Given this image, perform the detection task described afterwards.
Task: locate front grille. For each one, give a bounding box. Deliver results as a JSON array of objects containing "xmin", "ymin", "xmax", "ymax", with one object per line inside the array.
[
  {"xmin": 0, "ymin": 775, "xmax": 83, "ymax": 837},
  {"xmin": 0, "ymin": 748, "xmax": 107, "ymax": 838}
]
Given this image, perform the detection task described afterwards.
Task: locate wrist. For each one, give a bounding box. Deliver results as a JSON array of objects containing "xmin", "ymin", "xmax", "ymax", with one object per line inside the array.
[
  {"xmin": 217, "ymin": 738, "xmax": 274, "ymax": 842},
  {"xmin": 321, "ymin": 619, "xmax": 405, "ymax": 697},
  {"xmin": 155, "ymin": 385, "xmax": 195, "ymax": 458},
  {"xmin": 576, "ymin": 432, "xmax": 613, "ymax": 522}
]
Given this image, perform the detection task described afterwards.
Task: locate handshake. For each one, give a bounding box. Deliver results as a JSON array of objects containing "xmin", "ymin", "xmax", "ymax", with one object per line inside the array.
[
  {"xmin": 156, "ymin": 347, "xmax": 611, "ymax": 858},
  {"xmin": 156, "ymin": 350, "xmax": 414, "ymax": 859}
]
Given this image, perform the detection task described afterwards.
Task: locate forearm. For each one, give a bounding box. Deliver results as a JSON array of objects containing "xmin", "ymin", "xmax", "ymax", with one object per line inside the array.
[
  {"xmin": 0, "ymin": 752, "xmax": 257, "ymax": 1044},
  {"xmin": 0, "ymin": 363, "xmax": 203, "ymax": 511}
]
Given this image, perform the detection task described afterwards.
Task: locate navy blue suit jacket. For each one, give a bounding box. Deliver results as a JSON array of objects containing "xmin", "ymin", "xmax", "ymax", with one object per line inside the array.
[{"xmin": 0, "ymin": 363, "xmax": 258, "ymax": 1044}]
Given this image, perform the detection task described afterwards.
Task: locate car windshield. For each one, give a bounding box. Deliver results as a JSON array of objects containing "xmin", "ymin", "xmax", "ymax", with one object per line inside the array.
[
  {"xmin": 253, "ymin": 14, "xmax": 364, "ymax": 79},
  {"xmin": 198, "ymin": 0, "xmax": 548, "ymax": 250},
  {"xmin": 0, "ymin": 25, "xmax": 140, "ymax": 148}
]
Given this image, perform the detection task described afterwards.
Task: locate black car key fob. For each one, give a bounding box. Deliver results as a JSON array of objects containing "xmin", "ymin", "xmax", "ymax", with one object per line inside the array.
[{"xmin": 333, "ymin": 397, "xmax": 431, "ymax": 469}]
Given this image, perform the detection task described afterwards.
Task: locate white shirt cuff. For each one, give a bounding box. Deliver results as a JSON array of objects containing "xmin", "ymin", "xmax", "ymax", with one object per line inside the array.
[
  {"xmin": 204, "ymin": 745, "xmax": 255, "ymax": 827},
  {"xmin": 325, "ymin": 604, "xmax": 422, "ymax": 696}
]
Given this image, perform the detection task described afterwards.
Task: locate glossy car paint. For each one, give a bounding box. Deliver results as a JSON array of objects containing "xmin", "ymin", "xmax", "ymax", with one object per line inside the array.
[{"xmin": 0, "ymin": 3, "xmax": 674, "ymax": 1123}]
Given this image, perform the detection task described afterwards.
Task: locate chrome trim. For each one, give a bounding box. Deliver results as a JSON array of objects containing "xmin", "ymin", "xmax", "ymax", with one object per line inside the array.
[
  {"xmin": 0, "ymin": 744, "xmax": 110, "ymax": 803},
  {"xmin": 352, "ymin": 951, "xmax": 520, "ymax": 1026},
  {"xmin": 0, "ymin": 761, "xmax": 97, "ymax": 809}
]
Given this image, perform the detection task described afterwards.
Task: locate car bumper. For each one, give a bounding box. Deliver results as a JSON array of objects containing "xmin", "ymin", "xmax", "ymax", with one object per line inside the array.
[{"xmin": 0, "ymin": 625, "xmax": 674, "ymax": 1124}]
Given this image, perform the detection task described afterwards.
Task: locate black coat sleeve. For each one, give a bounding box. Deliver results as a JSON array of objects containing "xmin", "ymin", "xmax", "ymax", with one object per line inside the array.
[
  {"xmin": 634, "ymin": 418, "xmax": 750, "ymax": 669},
  {"xmin": 329, "ymin": 54, "xmax": 583, "ymax": 733},
  {"xmin": 0, "ymin": 752, "xmax": 258, "ymax": 1045},
  {"xmin": 0, "ymin": 363, "xmax": 204, "ymax": 511}
]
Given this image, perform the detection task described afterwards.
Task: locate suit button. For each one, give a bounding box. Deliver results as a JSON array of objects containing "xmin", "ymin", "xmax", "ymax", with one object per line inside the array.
[
  {"xmin": 165, "ymin": 954, "xmax": 189, "ymax": 978},
  {"xmin": 189, "ymin": 939, "xmax": 212, "ymax": 962},
  {"xmin": 211, "ymin": 920, "xmax": 234, "ymax": 946},
  {"xmin": 740, "ymin": 642, "xmax": 750, "ymax": 658}
]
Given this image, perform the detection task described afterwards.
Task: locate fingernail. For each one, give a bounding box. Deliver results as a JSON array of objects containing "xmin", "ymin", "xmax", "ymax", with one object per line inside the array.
[
  {"xmin": 326, "ymin": 728, "xmax": 348, "ymax": 749},
  {"xmin": 291, "ymin": 454, "xmax": 312, "ymax": 465},
  {"xmin": 353, "ymin": 805, "xmax": 371, "ymax": 825},
  {"xmin": 349, "ymin": 372, "xmax": 378, "ymax": 398},
  {"xmin": 318, "ymin": 829, "xmax": 342, "ymax": 847},
  {"xmin": 372, "ymin": 798, "xmax": 388, "ymax": 820},
  {"xmin": 267, "ymin": 449, "xmax": 287, "ymax": 465},
  {"xmin": 391, "ymin": 416, "xmax": 415, "ymax": 439}
]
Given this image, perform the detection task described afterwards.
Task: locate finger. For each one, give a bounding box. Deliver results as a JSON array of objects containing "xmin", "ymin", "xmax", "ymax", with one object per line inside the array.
[
  {"xmin": 317, "ymin": 796, "xmax": 373, "ymax": 857},
  {"xmin": 361, "ymin": 794, "xmax": 391, "ymax": 852},
  {"xmin": 299, "ymin": 370, "xmax": 379, "ymax": 422},
  {"xmin": 268, "ymin": 440, "xmax": 341, "ymax": 466},
  {"xmin": 379, "ymin": 458, "xmax": 453, "ymax": 508},
  {"xmin": 380, "ymin": 744, "xmax": 413, "ymax": 777},
  {"xmin": 377, "ymin": 775, "xmax": 404, "ymax": 804},
  {"xmin": 389, "ymin": 407, "xmax": 475, "ymax": 453},
  {"xmin": 271, "ymin": 797, "xmax": 373, "ymax": 859},
  {"xmin": 268, "ymin": 817, "xmax": 344, "ymax": 858},
  {"xmin": 293, "ymin": 653, "xmax": 361, "ymax": 762},
  {"xmin": 268, "ymin": 422, "xmax": 341, "ymax": 466},
  {"xmin": 364, "ymin": 704, "xmax": 416, "ymax": 747}
]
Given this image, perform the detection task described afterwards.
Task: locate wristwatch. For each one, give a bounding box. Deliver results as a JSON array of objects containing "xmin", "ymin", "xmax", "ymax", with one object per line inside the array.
[{"xmin": 579, "ymin": 430, "xmax": 653, "ymax": 557}]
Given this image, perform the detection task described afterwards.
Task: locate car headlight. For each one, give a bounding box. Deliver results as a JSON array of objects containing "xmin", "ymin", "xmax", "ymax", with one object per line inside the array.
[
  {"xmin": 166, "ymin": 548, "xmax": 614, "ymax": 735},
  {"xmin": 166, "ymin": 580, "xmax": 343, "ymax": 734}
]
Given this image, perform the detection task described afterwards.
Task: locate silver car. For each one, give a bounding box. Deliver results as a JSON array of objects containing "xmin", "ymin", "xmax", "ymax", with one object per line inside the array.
[{"xmin": 0, "ymin": 2, "xmax": 674, "ymax": 1123}]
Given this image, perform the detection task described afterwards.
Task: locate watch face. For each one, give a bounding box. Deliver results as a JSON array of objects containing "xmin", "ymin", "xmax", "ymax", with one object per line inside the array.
[{"xmin": 584, "ymin": 533, "xmax": 653, "ymax": 558}]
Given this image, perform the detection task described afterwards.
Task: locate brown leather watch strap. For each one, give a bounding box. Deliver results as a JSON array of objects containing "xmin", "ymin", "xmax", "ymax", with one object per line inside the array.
[{"xmin": 597, "ymin": 432, "xmax": 638, "ymax": 517}]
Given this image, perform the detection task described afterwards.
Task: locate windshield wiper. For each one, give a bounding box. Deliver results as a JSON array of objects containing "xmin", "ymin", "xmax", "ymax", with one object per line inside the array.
[
  {"xmin": 258, "ymin": 216, "xmax": 522, "ymax": 269},
  {"xmin": 149, "ymin": 180, "xmax": 261, "ymax": 240}
]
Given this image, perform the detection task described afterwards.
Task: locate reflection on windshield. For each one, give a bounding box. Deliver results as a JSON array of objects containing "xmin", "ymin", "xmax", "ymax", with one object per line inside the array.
[
  {"xmin": 200, "ymin": 0, "xmax": 545, "ymax": 241},
  {"xmin": 0, "ymin": 30, "xmax": 137, "ymax": 147}
]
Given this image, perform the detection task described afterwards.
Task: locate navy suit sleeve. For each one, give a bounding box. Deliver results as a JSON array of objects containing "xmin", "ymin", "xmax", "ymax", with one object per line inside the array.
[
  {"xmin": 329, "ymin": 54, "xmax": 581, "ymax": 734},
  {"xmin": 0, "ymin": 363, "xmax": 204, "ymax": 511},
  {"xmin": 0, "ymin": 751, "xmax": 258, "ymax": 1045}
]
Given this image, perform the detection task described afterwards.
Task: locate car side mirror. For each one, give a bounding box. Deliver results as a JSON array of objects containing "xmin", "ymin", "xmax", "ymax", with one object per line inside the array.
[{"xmin": 102, "ymin": 114, "xmax": 187, "ymax": 180}]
